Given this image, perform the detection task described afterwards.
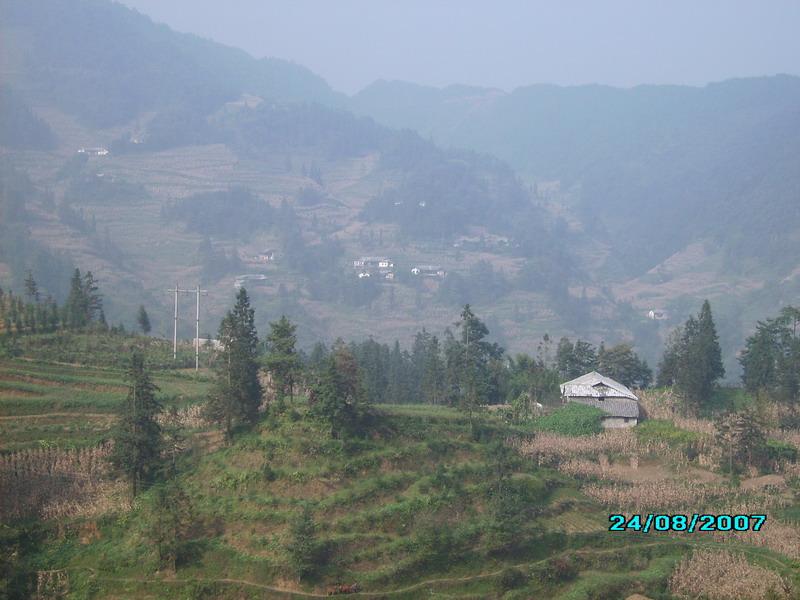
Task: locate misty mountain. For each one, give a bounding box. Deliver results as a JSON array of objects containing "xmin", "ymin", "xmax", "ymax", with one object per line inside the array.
[
  {"xmin": 0, "ymin": 0, "xmax": 584, "ymax": 358},
  {"xmin": 351, "ymin": 76, "xmax": 800, "ymax": 277},
  {"xmin": 1, "ymin": 0, "xmax": 343, "ymax": 127}
]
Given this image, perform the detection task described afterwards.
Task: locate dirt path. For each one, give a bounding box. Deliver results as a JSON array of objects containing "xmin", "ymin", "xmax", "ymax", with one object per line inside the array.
[
  {"xmin": 75, "ymin": 538, "xmax": 794, "ymax": 598},
  {"xmin": 0, "ymin": 412, "xmax": 114, "ymax": 421}
]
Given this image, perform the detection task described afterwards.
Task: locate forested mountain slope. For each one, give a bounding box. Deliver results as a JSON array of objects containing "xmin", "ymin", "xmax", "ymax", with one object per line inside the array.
[
  {"xmin": 0, "ymin": 0, "xmax": 600, "ymax": 363},
  {"xmin": 351, "ymin": 76, "xmax": 800, "ymax": 277},
  {"xmin": 0, "ymin": 0, "xmax": 343, "ymax": 128}
]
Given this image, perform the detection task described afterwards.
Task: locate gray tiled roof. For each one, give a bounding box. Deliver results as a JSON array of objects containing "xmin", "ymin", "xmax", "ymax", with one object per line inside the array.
[{"xmin": 560, "ymin": 371, "xmax": 638, "ymax": 401}]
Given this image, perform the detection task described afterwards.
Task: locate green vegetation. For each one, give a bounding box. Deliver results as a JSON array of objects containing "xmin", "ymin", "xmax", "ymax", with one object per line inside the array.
[
  {"xmin": 740, "ymin": 306, "xmax": 800, "ymax": 408},
  {"xmin": 109, "ymin": 351, "xmax": 163, "ymax": 497},
  {"xmin": 534, "ymin": 402, "xmax": 604, "ymax": 436},
  {"xmin": 635, "ymin": 419, "xmax": 701, "ymax": 446},
  {"xmin": 658, "ymin": 300, "xmax": 725, "ymax": 412},
  {"xmin": 204, "ymin": 289, "xmax": 263, "ymax": 441}
]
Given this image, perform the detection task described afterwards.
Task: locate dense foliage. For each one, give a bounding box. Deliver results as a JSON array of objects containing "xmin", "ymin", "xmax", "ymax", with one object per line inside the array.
[
  {"xmin": 165, "ymin": 187, "xmax": 273, "ymax": 237},
  {"xmin": 740, "ymin": 306, "xmax": 800, "ymax": 406},
  {"xmin": 658, "ymin": 300, "xmax": 725, "ymax": 411}
]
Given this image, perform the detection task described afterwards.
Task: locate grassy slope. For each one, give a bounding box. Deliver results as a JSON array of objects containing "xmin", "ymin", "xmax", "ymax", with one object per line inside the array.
[
  {"xmin": 0, "ymin": 333, "xmax": 210, "ymax": 451},
  {"xmin": 3, "ymin": 341, "xmax": 798, "ymax": 598},
  {"xmin": 28, "ymin": 405, "xmax": 689, "ymax": 599},
  {"xmin": 9, "ymin": 402, "xmax": 797, "ymax": 599}
]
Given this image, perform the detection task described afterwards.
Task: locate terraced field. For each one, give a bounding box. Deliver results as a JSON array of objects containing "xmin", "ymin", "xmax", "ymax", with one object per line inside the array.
[{"xmin": 0, "ymin": 356, "xmax": 210, "ymax": 452}]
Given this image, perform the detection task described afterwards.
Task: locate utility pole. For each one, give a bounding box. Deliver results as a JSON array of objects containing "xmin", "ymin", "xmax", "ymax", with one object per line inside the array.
[
  {"xmin": 166, "ymin": 284, "xmax": 206, "ymax": 370},
  {"xmin": 172, "ymin": 283, "xmax": 179, "ymax": 360},
  {"xmin": 194, "ymin": 285, "xmax": 208, "ymax": 371}
]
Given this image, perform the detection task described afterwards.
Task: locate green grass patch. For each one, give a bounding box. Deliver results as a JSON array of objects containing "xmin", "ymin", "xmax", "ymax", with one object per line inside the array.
[
  {"xmin": 635, "ymin": 419, "xmax": 702, "ymax": 445},
  {"xmin": 534, "ymin": 402, "xmax": 604, "ymax": 436}
]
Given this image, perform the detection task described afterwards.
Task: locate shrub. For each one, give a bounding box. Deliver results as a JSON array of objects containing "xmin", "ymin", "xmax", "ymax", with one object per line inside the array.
[
  {"xmin": 286, "ymin": 506, "xmax": 324, "ymax": 579},
  {"xmin": 534, "ymin": 403, "xmax": 604, "ymax": 436},
  {"xmin": 635, "ymin": 419, "xmax": 700, "ymax": 446},
  {"xmin": 498, "ymin": 567, "xmax": 527, "ymax": 591},
  {"xmin": 540, "ymin": 556, "xmax": 577, "ymax": 584},
  {"xmin": 766, "ymin": 439, "xmax": 798, "ymax": 463}
]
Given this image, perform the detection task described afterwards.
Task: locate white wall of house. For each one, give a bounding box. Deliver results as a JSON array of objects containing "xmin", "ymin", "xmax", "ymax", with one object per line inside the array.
[{"xmin": 601, "ymin": 416, "xmax": 637, "ymax": 429}]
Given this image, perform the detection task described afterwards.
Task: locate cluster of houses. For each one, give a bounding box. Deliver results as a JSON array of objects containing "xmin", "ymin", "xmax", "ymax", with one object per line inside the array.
[
  {"xmin": 352, "ymin": 257, "xmax": 447, "ymax": 281},
  {"xmin": 353, "ymin": 257, "xmax": 396, "ymax": 280}
]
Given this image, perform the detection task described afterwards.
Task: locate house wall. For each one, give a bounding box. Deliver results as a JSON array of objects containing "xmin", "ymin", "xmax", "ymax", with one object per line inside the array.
[{"xmin": 601, "ymin": 416, "xmax": 637, "ymax": 429}]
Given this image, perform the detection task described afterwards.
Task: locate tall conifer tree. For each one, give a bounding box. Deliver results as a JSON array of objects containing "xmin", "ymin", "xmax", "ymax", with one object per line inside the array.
[
  {"xmin": 110, "ymin": 351, "xmax": 162, "ymax": 498},
  {"xmin": 205, "ymin": 288, "xmax": 262, "ymax": 440}
]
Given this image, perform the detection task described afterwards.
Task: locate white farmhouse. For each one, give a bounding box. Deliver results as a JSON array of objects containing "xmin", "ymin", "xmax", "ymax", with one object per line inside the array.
[{"xmin": 559, "ymin": 371, "xmax": 640, "ymax": 428}]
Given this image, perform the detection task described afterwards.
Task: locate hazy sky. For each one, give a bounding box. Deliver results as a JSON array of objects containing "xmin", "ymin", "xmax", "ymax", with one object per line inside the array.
[{"xmin": 121, "ymin": 1, "xmax": 800, "ymax": 94}]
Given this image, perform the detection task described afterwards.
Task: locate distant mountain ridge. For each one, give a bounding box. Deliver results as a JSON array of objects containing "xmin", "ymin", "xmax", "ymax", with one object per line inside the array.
[
  {"xmin": 0, "ymin": 0, "xmax": 344, "ymax": 127},
  {"xmin": 350, "ymin": 75, "xmax": 800, "ymax": 277}
]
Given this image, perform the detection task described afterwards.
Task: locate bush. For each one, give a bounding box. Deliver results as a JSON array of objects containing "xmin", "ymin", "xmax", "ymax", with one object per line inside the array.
[
  {"xmin": 540, "ymin": 556, "xmax": 577, "ymax": 584},
  {"xmin": 286, "ymin": 506, "xmax": 324, "ymax": 579},
  {"xmin": 534, "ymin": 403, "xmax": 604, "ymax": 436},
  {"xmin": 766, "ymin": 439, "xmax": 798, "ymax": 463},
  {"xmin": 498, "ymin": 567, "xmax": 527, "ymax": 591},
  {"xmin": 635, "ymin": 419, "xmax": 700, "ymax": 445}
]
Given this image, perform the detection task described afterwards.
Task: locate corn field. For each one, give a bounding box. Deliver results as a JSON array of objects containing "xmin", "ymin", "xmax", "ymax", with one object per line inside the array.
[
  {"xmin": 0, "ymin": 442, "xmax": 124, "ymax": 520},
  {"xmin": 669, "ymin": 549, "xmax": 792, "ymax": 599}
]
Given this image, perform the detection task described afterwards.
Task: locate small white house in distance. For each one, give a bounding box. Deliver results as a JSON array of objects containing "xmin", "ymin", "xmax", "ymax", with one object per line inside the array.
[{"xmin": 560, "ymin": 371, "xmax": 640, "ymax": 428}]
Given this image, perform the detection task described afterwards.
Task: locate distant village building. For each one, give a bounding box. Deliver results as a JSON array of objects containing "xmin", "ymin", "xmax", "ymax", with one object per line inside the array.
[
  {"xmin": 411, "ymin": 265, "xmax": 447, "ymax": 279},
  {"xmin": 353, "ymin": 256, "xmax": 394, "ymax": 280},
  {"xmin": 647, "ymin": 309, "xmax": 668, "ymax": 320},
  {"xmin": 353, "ymin": 256, "xmax": 393, "ymax": 270},
  {"xmin": 240, "ymin": 249, "xmax": 276, "ymax": 265},
  {"xmin": 560, "ymin": 371, "xmax": 640, "ymax": 428},
  {"xmin": 234, "ymin": 274, "xmax": 268, "ymax": 289},
  {"xmin": 77, "ymin": 147, "xmax": 109, "ymax": 156}
]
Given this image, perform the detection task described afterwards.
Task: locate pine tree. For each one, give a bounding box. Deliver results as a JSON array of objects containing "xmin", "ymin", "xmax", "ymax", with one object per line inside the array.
[
  {"xmin": 23, "ymin": 271, "xmax": 39, "ymax": 303},
  {"xmin": 658, "ymin": 300, "xmax": 724, "ymax": 411},
  {"xmin": 64, "ymin": 268, "xmax": 87, "ymax": 329},
  {"xmin": 740, "ymin": 306, "xmax": 800, "ymax": 405},
  {"xmin": 263, "ymin": 316, "xmax": 301, "ymax": 410},
  {"xmin": 679, "ymin": 300, "xmax": 725, "ymax": 409},
  {"xmin": 453, "ymin": 305, "xmax": 503, "ymax": 419},
  {"xmin": 597, "ymin": 342, "xmax": 652, "ymax": 389},
  {"xmin": 149, "ymin": 481, "xmax": 193, "ymax": 573},
  {"xmin": 308, "ymin": 342, "xmax": 367, "ymax": 438},
  {"xmin": 413, "ymin": 330, "xmax": 444, "ymax": 404},
  {"xmin": 109, "ymin": 351, "xmax": 163, "ymax": 498},
  {"xmin": 204, "ymin": 288, "xmax": 262, "ymax": 441},
  {"xmin": 82, "ymin": 271, "xmax": 102, "ymax": 324},
  {"xmin": 136, "ymin": 305, "xmax": 152, "ymax": 334},
  {"xmin": 715, "ymin": 409, "xmax": 766, "ymax": 474},
  {"xmin": 287, "ymin": 505, "xmax": 321, "ymax": 579}
]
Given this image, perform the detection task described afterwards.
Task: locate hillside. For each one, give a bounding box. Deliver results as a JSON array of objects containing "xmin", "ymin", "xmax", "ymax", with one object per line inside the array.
[
  {"xmin": 0, "ymin": 0, "xmax": 343, "ymax": 128},
  {"xmin": 1, "ymin": 336, "xmax": 799, "ymax": 599},
  {"xmin": 3, "ymin": 0, "xmax": 800, "ymax": 375},
  {"xmin": 352, "ymin": 76, "xmax": 800, "ymax": 276},
  {"xmin": 351, "ymin": 77, "xmax": 800, "ymax": 374},
  {"xmin": 0, "ymin": 0, "xmax": 622, "ymax": 361}
]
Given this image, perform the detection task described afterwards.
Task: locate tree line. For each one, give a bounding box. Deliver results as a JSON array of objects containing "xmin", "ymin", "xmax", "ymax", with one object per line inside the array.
[{"xmin": 0, "ymin": 268, "xmax": 105, "ymax": 338}]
